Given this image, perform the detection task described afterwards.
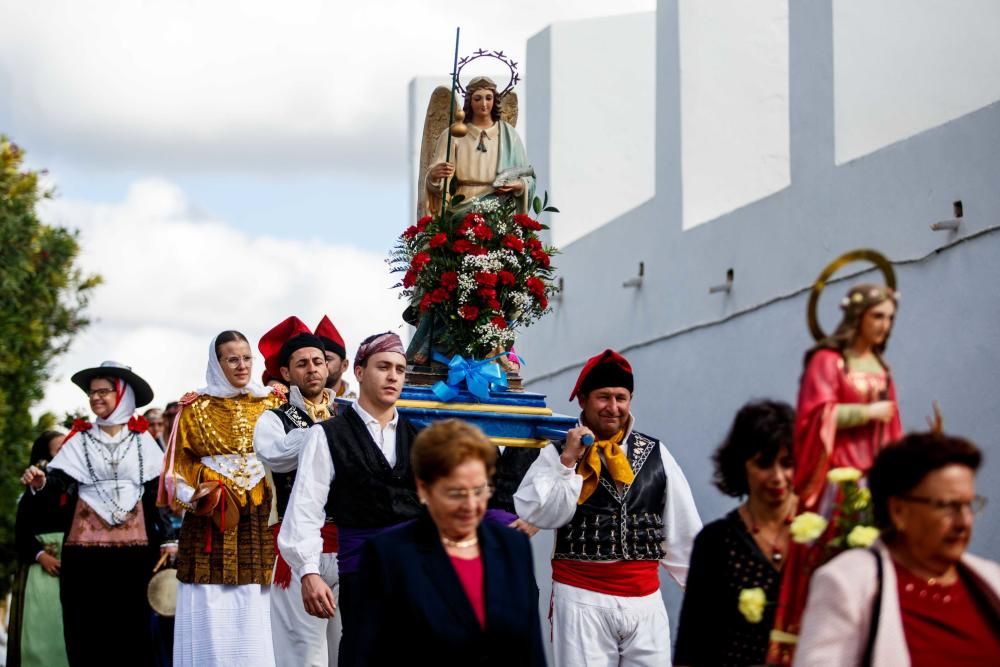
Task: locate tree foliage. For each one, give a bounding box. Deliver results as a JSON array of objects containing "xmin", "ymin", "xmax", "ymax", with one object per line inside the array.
[{"xmin": 0, "ymin": 137, "xmax": 100, "ymax": 596}]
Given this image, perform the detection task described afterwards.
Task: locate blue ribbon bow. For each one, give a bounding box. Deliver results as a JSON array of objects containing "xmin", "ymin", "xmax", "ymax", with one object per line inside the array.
[{"xmin": 431, "ymin": 352, "xmax": 510, "ymax": 402}]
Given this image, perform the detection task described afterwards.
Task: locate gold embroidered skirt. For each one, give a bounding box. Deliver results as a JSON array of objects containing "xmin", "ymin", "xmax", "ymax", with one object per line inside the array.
[{"xmin": 176, "ymin": 484, "xmax": 274, "ymax": 586}]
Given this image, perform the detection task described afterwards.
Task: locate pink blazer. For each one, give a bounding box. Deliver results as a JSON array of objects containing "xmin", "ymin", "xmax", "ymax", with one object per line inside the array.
[{"xmin": 794, "ymin": 542, "xmax": 1000, "ymax": 667}]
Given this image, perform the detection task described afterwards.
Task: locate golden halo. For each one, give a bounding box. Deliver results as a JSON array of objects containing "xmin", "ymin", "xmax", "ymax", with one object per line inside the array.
[{"xmin": 807, "ymin": 249, "xmax": 897, "ymax": 341}]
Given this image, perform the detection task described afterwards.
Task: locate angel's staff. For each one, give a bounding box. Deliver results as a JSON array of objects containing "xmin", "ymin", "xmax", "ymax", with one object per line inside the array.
[{"xmin": 439, "ymin": 27, "xmax": 468, "ymax": 226}]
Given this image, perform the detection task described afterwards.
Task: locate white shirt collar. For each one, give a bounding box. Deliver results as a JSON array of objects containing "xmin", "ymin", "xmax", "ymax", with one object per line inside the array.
[{"xmin": 352, "ymin": 401, "xmax": 398, "ymax": 430}]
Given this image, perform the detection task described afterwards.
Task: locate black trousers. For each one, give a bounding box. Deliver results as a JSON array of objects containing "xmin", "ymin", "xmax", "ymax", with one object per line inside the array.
[{"xmin": 337, "ymin": 572, "xmax": 361, "ymax": 664}]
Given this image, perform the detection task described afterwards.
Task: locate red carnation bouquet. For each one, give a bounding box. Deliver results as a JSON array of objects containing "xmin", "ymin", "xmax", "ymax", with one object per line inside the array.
[{"xmin": 392, "ymin": 194, "xmax": 559, "ymax": 359}]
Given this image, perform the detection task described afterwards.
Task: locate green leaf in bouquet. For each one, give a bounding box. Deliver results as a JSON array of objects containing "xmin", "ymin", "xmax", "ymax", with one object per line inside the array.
[
  {"xmin": 532, "ymin": 196, "xmax": 542, "ymax": 215},
  {"xmin": 449, "ymin": 177, "xmax": 458, "ymax": 196},
  {"xmin": 451, "ymin": 194, "xmax": 465, "ymax": 206},
  {"xmin": 543, "ymin": 206, "xmax": 560, "ymax": 213}
]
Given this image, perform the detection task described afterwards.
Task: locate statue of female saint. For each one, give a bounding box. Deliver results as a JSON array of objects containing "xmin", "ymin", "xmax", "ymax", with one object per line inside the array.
[{"xmin": 769, "ymin": 279, "xmax": 903, "ymax": 664}]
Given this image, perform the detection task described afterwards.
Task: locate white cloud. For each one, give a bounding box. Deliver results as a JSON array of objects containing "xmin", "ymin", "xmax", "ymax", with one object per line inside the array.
[
  {"xmin": 35, "ymin": 178, "xmax": 405, "ymax": 418},
  {"xmin": 0, "ymin": 0, "xmax": 654, "ymax": 176}
]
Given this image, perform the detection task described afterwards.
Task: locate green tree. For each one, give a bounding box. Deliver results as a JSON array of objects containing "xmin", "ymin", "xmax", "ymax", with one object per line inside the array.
[{"xmin": 0, "ymin": 137, "xmax": 100, "ymax": 596}]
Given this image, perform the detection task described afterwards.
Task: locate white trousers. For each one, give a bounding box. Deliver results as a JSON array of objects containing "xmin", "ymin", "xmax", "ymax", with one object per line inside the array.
[
  {"xmin": 174, "ymin": 582, "xmax": 275, "ymax": 667},
  {"xmin": 551, "ymin": 581, "xmax": 671, "ymax": 667},
  {"xmin": 271, "ymin": 552, "xmax": 341, "ymax": 667}
]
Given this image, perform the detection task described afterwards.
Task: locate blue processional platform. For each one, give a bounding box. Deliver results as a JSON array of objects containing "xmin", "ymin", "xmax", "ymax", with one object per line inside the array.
[{"xmin": 338, "ymin": 379, "xmax": 576, "ymax": 447}]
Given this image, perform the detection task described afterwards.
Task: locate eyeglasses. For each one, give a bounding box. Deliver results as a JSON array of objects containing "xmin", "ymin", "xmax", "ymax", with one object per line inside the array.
[
  {"xmin": 441, "ymin": 484, "xmax": 493, "ymax": 503},
  {"xmin": 222, "ymin": 355, "xmax": 253, "ymax": 369},
  {"xmin": 87, "ymin": 388, "xmax": 115, "ymax": 399},
  {"xmin": 900, "ymin": 495, "xmax": 988, "ymax": 516}
]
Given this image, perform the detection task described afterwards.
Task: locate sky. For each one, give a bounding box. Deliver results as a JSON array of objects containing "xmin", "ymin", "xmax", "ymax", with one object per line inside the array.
[
  {"xmin": 3, "ymin": 0, "xmax": 999, "ymax": 419},
  {"xmin": 0, "ymin": 0, "xmax": 655, "ymax": 418}
]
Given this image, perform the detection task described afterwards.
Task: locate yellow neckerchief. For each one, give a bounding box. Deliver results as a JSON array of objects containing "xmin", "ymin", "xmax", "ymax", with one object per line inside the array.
[
  {"xmin": 302, "ymin": 389, "xmax": 332, "ymax": 422},
  {"xmin": 577, "ymin": 428, "xmax": 634, "ymax": 504}
]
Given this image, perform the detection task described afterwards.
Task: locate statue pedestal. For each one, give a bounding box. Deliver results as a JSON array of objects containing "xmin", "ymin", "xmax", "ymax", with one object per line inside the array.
[
  {"xmin": 337, "ymin": 372, "xmax": 575, "ymax": 448},
  {"xmin": 396, "ymin": 384, "xmax": 576, "ymax": 448}
]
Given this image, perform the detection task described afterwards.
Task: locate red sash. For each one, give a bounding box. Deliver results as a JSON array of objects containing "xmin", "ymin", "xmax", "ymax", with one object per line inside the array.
[
  {"xmin": 552, "ymin": 559, "xmax": 660, "ymax": 597},
  {"xmin": 272, "ymin": 522, "xmax": 339, "ymax": 588}
]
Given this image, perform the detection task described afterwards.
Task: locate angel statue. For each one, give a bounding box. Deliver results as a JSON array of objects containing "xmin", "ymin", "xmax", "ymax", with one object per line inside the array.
[
  {"xmin": 420, "ymin": 75, "xmax": 534, "ymax": 219},
  {"xmin": 404, "ymin": 67, "xmax": 546, "ymax": 369}
]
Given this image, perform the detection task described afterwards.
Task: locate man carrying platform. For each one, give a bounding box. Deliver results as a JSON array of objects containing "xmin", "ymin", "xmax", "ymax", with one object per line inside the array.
[
  {"xmin": 515, "ymin": 349, "xmax": 702, "ymax": 666},
  {"xmin": 254, "ymin": 316, "xmax": 341, "ymax": 666},
  {"xmin": 277, "ymin": 331, "xmax": 423, "ymax": 663}
]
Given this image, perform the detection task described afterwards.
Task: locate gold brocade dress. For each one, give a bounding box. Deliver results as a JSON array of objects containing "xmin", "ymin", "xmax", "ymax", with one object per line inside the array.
[{"xmin": 174, "ymin": 393, "xmax": 283, "ymax": 585}]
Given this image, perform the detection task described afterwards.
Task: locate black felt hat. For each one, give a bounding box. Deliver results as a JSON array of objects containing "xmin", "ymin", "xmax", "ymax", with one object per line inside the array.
[{"xmin": 71, "ymin": 361, "xmax": 155, "ymax": 408}]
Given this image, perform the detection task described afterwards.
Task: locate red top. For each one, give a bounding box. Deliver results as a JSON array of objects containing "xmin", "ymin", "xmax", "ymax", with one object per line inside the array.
[
  {"xmin": 895, "ymin": 563, "xmax": 1000, "ymax": 667},
  {"xmin": 450, "ymin": 554, "xmax": 485, "ymax": 629}
]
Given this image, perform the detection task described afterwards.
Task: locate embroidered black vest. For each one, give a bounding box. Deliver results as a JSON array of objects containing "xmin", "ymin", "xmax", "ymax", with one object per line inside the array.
[
  {"xmin": 268, "ymin": 403, "xmax": 317, "ymax": 522},
  {"xmin": 320, "ymin": 408, "xmax": 422, "ymax": 528},
  {"xmin": 553, "ymin": 431, "xmax": 666, "ymax": 561},
  {"xmin": 489, "ymin": 446, "xmax": 541, "ymax": 515}
]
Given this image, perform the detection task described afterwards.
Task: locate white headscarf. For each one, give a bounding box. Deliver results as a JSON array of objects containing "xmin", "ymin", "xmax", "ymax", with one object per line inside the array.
[
  {"xmin": 95, "ymin": 378, "xmax": 137, "ymax": 426},
  {"xmin": 198, "ymin": 334, "xmax": 272, "ymax": 399}
]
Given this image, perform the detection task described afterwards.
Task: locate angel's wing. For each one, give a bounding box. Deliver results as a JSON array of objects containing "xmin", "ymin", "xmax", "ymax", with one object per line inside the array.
[
  {"xmin": 417, "ymin": 86, "xmax": 459, "ymax": 219},
  {"xmin": 499, "ymin": 91, "xmax": 518, "ymax": 128}
]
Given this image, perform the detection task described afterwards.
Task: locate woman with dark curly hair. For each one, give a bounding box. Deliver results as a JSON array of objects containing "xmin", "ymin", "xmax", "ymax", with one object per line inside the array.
[{"xmin": 673, "ymin": 400, "xmax": 795, "ymax": 667}]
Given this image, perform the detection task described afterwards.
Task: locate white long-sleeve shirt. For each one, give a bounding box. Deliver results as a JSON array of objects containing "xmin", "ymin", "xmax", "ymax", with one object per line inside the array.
[
  {"xmin": 514, "ymin": 418, "xmax": 702, "ymax": 587},
  {"xmin": 253, "ymin": 385, "xmax": 333, "ymax": 474},
  {"xmin": 276, "ymin": 402, "xmax": 399, "ymax": 579}
]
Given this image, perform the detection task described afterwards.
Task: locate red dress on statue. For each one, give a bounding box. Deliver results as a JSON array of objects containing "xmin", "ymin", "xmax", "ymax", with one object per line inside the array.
[{"xmin": 768, "ymin": 349, "xmax": 902, "ymax": 664}]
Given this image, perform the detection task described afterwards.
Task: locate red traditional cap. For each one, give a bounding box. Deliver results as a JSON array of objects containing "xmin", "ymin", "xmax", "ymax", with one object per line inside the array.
[
  {"xmin": 569, "ymin": 349, "xmax": 634, "ymax": 400},
  {"xmin": 314, "ymin": 316, "xmax": 346, "ymax": 359},
  {"xmin": 258, "ymin": 316, "xmax": 314, "ymax": 381}
]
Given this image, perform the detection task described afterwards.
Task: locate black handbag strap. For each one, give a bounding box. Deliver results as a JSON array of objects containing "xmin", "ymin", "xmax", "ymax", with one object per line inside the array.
[{"xmin": 861, "ymin": 546, "xmax": 883, "ymax": 667}]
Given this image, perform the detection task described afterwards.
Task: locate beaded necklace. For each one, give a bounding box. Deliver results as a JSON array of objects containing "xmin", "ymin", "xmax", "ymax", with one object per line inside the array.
[{"xmin": 81, "ymin": 429, "xmax": 144, "ymax": 524}]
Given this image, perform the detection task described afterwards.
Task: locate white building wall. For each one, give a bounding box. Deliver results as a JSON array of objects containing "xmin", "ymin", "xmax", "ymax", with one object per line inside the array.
[
  {"xmin": 834, "ymin": 0, "xmax": 1000, "ymax": 164},
  {"xmin": 521, "ymin": 0, "xmax": 1000, "ymax": 647},
  {"xmin": 527, "ymin": 13, "xmax": 657, "ymax": 247}
]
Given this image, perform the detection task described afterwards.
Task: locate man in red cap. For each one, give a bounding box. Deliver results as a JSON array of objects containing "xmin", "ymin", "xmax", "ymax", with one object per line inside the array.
[
  {"xmin": 253, "ymin": 316, "xmax": 341, "ymax": 666},
  {"xmin": 315, "ymin": 316, "xmax": 356, "ymax": 400},
  {"xmin": 278, "ymin": 331, "xmax": 423, "ymax": 664},
  {"xmin": 515, "ymin": 349, "xmax": 702, "ymax": 666}
]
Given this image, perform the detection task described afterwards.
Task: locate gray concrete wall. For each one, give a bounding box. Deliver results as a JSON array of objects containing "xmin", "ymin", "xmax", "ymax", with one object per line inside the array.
[{"xmin": 521, "ymin": 0, "xmax": 1000, "ymax": 648}]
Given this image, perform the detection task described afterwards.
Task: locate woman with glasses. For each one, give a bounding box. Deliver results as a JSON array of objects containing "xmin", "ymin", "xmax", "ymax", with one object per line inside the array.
[
  {"xmin": 158, "ymin": 331, "xmax": 283, "ymax": 666},
  {"xmin": 21, "ymin": 361, "xmax": 173, "ymax": 666},
  {"xmin": 352, "ymin": 419, "xmax": 545, "ymax": 665},
  {"xmin": 795, "ymin": 431, "xmax": 1000, "ymax": 666}
]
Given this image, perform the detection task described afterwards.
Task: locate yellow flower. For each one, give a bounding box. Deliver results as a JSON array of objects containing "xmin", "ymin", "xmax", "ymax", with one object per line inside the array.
[
  {"xmin": 853, "ymin": 487, "xmax": 872, "ymax": 511},
  {"xmin": 847, "ymin": 525, "xmax": 880, "ymax": 548},
  {"xmin": 738, "ymin": 587, "xmax": 767, "ymax": 624},
  {"xmin": 827, "ymin": 467, "xmax": 862, "ymax": 484},
  {"xmin": 790, "ymin": 512, "xmax": 829, "ymax": 544}
]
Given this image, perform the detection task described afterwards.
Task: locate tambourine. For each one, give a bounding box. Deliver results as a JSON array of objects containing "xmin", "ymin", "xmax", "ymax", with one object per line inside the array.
[{"xmin": 148, "ymin": 552, "xmax": 178, "ymax": 617}]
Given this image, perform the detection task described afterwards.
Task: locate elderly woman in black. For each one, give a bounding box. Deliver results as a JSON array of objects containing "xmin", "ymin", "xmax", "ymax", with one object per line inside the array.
[
  {"xmin": 8, "ymin": 431, "xmax": 71, "ymax": 667},
  {"xmin": 674, "ymin": 400, "xmax": 796, "ymax": 666},
  {"xmin": 795, "ymin": 431, "xmax": 1000, "ymax": 666},
  {"xmin": 352, "ymin": 419, "xmax": 545, "ymax": 666}
]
